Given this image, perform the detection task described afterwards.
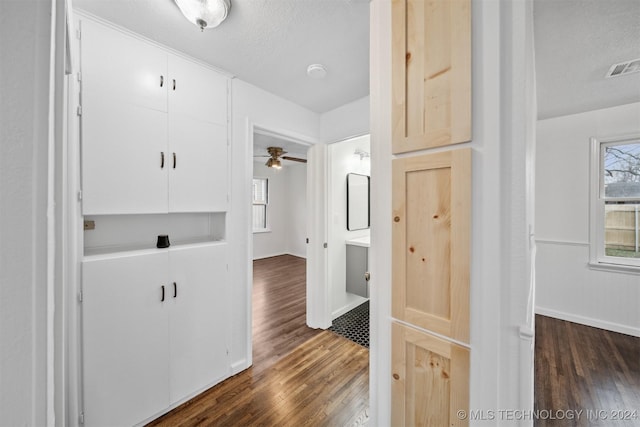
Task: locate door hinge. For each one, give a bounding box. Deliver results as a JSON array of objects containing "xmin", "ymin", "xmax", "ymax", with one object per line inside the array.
[
  {"xmin": 78, "ymin": 290, "xmax": 83, "ymax": 302},
  {"xmin": 77, "ymin": 72, "xmax": 82, "ymax": 82},
  {"xmin": 76, "ymin": 28, "xmax": 81, "ymax": 40},
  {"xmin": 323, "ymin": 242, "xmax": 328, "ymax": 248},
  {"xmin": 79, "ymin": 412, "xmax": 85, "ymax": 424},
  {"xmin": 77, "ymin": 190, "xmax": 83, "ymax": 201},
  {"xmin": 77, "ymin": 105, "xmax": 82, "ymax": 116}
]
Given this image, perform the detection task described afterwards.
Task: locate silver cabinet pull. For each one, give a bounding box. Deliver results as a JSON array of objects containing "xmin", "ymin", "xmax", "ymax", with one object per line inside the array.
[
  {"xmin": 160, "ymin": 75, "xmax": 164, "ymax": 87},
  {"xmin": 161, "ymin": 285, "xmax": 165, "ymax": 302},
  {"xmin": 172, "ymin": 152, "xmax": 176, "ymax": 169},
  {"xmin": 160, "ymin": 152, "xmax": 165, "ymax": 169},
  {"xmin": 173, "ymin": 282, "xmax": 177, "ymax": 298},
  {"xmin": 172, "ymin": 79, "xmax": 176, "ymax": 91}
]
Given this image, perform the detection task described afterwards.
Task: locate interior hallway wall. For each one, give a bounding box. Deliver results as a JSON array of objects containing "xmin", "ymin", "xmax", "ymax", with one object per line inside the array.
[
  {"xmin": 536, "ymin": 102, "xmax": 640, "ymax": 336},
  {"xmin": 252, "ymin": 161, "xmax": 307, "ymax": 260},
  {"xmin": 0, "ymin": 0, "xmax": 52, "ymax": 424}
]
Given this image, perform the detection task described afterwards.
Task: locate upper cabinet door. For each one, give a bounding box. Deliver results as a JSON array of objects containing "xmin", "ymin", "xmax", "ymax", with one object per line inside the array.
[
  {"xmin": 392, "ymin": 0, "xmax": 471, "ymax": 153},
  {"xmin": 81, "ymin": 19, "xmax": 167, "ymax": 112},
  {"xmin": 392, "ymin": 148, "xmax": 471, "ymax": 343},
  {"xmin": 168, "ymin": 54, "xmax": 228, "ymax": 125},
  {"xmin": 168, "ymin": 116, "xmax": 228, "ymax": 212}
]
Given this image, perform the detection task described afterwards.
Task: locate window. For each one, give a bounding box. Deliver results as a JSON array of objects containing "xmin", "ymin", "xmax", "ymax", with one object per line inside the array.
[
  {"xmin": 253, "ymin": 178, "xmax": 268, "ymax": 232},
  {"xmin": 590, "ymin": 135, "xmax": 640, "ymax": 270}
]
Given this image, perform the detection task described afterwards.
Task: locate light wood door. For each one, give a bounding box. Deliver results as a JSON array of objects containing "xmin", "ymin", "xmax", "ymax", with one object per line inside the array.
[
  {"xmin": 392, "ymin": 0, "xmax": 471, "ymax": 153},
  {"xmin": 168, "ymin": 244, "xmax": 229, "ymax": 403},
  {"xmin": 81, "ymin": 18, "xmax": 167, "ymax": 112},
  {"xmin": 391, "ymin": 322, "xmax": 469, "ymax": 427},
  {"xmin": 392, "ymin": 148, "xmax": 471, "ymax": 343},
  {"xmin": 168, "ymin": 54, "xmax": 228, "ymax": 126},
  {"xmin": 82, "ymin": 252, "xmax": 170, "ymax": 427},
  {"xmin": 167, "ymin": 115, "xmax": 227, "ymax": 212}
]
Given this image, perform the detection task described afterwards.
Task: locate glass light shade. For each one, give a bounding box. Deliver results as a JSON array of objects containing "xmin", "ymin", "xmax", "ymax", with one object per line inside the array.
[{"xmin": 175, "ymin": 0, "xmax": 231, "ymax": 31}]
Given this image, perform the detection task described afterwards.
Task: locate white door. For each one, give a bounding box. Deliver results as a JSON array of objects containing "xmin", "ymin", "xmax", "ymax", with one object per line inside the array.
[
  {"xmin": 306, "ymin": 143, "xmax": 331, "ymax": 329},
  {"xmin": 82, "ymin": 252, "xmax": 170, "ymax": 427},
  {"xmin": 168, "ymin": 54, "xmax": 227, "ymax": 125},
  {"xmin": 82, "ymin": 100, "xmax": 168, "ymax": 214},
  {"xmin": 168, "ymin": 115, "xmax": 227, "ymax": 212},
  {"xmin": 168, "ymin": 244, "xmax": 229, "ymax": 403},
  {"xmin": 81, "ymin": 18, "xmax": 167, "ymax": 112}
]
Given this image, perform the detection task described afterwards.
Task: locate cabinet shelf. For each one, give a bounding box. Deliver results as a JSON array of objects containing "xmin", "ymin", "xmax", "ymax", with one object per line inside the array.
[{"xmin": 83, "ymin": 238, "xmax": 226, "ymax": 260}]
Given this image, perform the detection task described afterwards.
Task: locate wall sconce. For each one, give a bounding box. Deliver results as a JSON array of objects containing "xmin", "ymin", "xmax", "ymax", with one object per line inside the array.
[
  {"xmin": 175, "ymin": 0, "xmax": 231, "ymax": 31},
  {"xmin": 354, "ymin": 148, "xmax": 370, "ymax": 160}
]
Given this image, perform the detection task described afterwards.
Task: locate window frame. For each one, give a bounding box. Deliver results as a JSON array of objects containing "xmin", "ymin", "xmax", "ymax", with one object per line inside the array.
[
  {"xmin": 589, "ymin": 134, "xmax": 640, "ymax": 273},
  {"xmin": 252, "ymin": 177, "xmax": 270, "ymax": 233}
]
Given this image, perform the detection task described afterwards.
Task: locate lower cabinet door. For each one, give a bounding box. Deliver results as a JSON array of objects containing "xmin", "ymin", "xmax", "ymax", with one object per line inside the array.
[
  {"xmin": 392, "ymin": 322, "xmax": 470, "ymax": 427},
  {"xmin": 168, "ymin": 244, "xmax": 229, "ymax": 403},
  {"xmin": 82, "ymin": 252, "xmax": 170, "ymax": 427}
]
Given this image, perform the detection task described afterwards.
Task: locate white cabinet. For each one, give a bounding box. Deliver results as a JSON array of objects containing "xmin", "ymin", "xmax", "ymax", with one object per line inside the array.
[
  {"xmin": 82, "ymin": 243, "xmax": 229, "ymax": 427},
  {"xmin": 80, "ymin": 19, "xmax": 228, "ymax": 215},
  {"xmin": 82, "ymin": 251, "xmax": 170, "ymax": 427}
]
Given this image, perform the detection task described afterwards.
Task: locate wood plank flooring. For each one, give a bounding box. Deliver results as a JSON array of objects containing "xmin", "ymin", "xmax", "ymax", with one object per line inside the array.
[
  {"xmin": 148, "ymin": 255, "xmax": 369, "ymax": 426},
  {"xmin": 535, "ymin": 315, "xmax": 640, "ymax": 427}
]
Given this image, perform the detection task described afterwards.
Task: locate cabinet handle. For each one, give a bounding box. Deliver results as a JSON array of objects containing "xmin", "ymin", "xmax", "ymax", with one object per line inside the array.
[
  {"xmin": 160, "ymin": 152, "xmax": 165, "ymax": 169},
  {"xmin": 172, "ymin": 152, "xmax": 177, "ymax": 169},
  {"xmin": 173, "ymin": 282, "xmax": 177, "ymax": 298},
  {"xmin": 172, "ymin": 79, "xmax": 176, "ymax": 91},
  {"xmin": 161, "ymin": 285, "xmax": 165, "ymax": 302},
  {"xmin": 160, "ymin": 75, "xmax": 164, "ymax": 87}
]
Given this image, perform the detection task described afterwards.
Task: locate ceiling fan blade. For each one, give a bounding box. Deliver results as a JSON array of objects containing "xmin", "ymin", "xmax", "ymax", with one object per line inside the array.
[
  {"xmin": 282, "ymin": 156, "xmax": 307, "ymax": 163},
  {"xmin": 253, "ymin": 155, "xmax": 271, "ymax": 158}
]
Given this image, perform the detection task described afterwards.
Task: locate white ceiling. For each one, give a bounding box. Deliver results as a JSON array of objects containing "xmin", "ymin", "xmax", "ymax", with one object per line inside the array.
[
  {"xmin": 534, "ymin": 0, "xmax": 640, "ymax": 119},
  {"xmin": 73, "ymin": 0, "xmax": 370, "ymax": 113}
]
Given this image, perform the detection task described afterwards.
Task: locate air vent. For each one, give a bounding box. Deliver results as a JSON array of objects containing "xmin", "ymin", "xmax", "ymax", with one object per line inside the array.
[{"xmin": 605, "ymin": 58, "xmax": 640, "ymax": 78}]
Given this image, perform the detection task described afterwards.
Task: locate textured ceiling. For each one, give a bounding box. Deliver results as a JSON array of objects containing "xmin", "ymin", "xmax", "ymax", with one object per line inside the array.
[
  {"xmin": 534, "ymin": 0, "xmax": 640, "ymax": 119},
  {"xmin": 73, "ymin": 0, "xmax": 370, "ymax": 113}
]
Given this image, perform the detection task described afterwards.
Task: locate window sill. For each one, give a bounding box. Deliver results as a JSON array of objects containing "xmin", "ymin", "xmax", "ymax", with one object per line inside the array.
[
  {"xmin": 253, "ymin": 229, "xmax": 271, "ymax": 234},
  {"xmin": 588, "ymin": 261, "xmax": 640, "ymax": 275}
]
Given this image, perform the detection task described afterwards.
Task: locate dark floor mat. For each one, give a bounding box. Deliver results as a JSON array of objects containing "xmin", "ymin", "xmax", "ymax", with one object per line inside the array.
[{"xmin": 329, "ymin": 301, "xmax": 369, "ymax": 348}]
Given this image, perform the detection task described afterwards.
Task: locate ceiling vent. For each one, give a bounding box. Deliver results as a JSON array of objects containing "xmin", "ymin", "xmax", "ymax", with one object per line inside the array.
[{"xmin": 605, "ymin": 58, "xmax": 640, "ymax": 78}]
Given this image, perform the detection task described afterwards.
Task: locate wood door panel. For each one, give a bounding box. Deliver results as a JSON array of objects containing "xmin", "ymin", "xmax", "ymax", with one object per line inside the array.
[
  {"xmin": 392, "ymin": 0, "xmax": 471, "ymax": 153},
  {"xmin": 392, "ymin": 149, "xmax": 470, "ymax": 343},
  {"xmin": 392, "ymin": 322, "xmax": 469, "ymax": 427}
]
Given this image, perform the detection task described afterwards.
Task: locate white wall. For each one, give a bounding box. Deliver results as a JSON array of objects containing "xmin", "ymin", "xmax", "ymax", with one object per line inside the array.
[
  {"xmin": 230, "ymin": 79, "xmax": 319, "ymax": 372},
  {"xmin": 320, "ymin": 96, "xmax": 370, "ymax": 143},
  {"xmin": 536, "ymin": 102, "xmax": 640, "ymax": 336},
  {"xmin": 252, "ymin": 161, "xmax": 307, "ymax": 259},
  {"xmin": 328, "ymin": 135, "xmax": 370, "ymax": 318},
  {"xmin": 0, "ymin": 1, "xmax": 52, "ymax": 424}
]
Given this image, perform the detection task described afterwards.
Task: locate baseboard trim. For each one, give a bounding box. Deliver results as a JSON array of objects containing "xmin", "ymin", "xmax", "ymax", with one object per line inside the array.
[
  {"xmin": 332, "ymin": 298, "xmax": 368, "ymax": 321},
  {"xmin": 253, "ymin": 252, "xmax": 306, "ymax": 261},
  {"xmin": 231, "ymin": 358, "xmax": 250, "ymax": 375},
  {"xmin": 535, "ymin": 306, "xmax": 640, "ymax": 337}
]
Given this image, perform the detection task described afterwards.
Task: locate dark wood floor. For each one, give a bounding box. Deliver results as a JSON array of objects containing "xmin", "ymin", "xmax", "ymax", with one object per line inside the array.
[
  {"xmin": 149, "ymin": 255, "xmax": 369, "ymax": 426},
  {"xmin": 535, "ymin": 315, "xmax": 640, "ymax": 426}
]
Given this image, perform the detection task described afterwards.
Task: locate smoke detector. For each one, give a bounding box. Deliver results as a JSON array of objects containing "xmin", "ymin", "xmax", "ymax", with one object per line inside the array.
[
  {"xmin": 307, "ymin": 64, "xmax": 327, "ymax": 79},
  {"xmin": 605, "ymin": 58, "xmax": 640, "ymax": 78}
]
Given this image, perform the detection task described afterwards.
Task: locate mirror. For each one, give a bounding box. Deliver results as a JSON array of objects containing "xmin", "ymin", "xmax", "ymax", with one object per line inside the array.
[{"xmin": 347, "ymin": 173, "xmax": 370, "ymax": 231}]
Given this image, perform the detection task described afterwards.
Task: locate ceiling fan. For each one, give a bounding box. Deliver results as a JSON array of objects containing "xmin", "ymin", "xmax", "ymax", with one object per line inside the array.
[{"xmin": 255, "ymin": 146, "xmax": 307, "ymax": 169}]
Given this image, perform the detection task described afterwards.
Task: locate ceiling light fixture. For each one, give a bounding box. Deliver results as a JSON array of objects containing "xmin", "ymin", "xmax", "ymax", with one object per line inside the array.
[
  {"xmin": 307, "ymin": 64, "xmax": 327, "ymax": 79},
  {"xmin": 175, "ymin": 0, "xmax": 231, "ymax": 31},
  {"xmin": 265, "ymin": 158, "xmax": 282, "ymax": 169}
]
